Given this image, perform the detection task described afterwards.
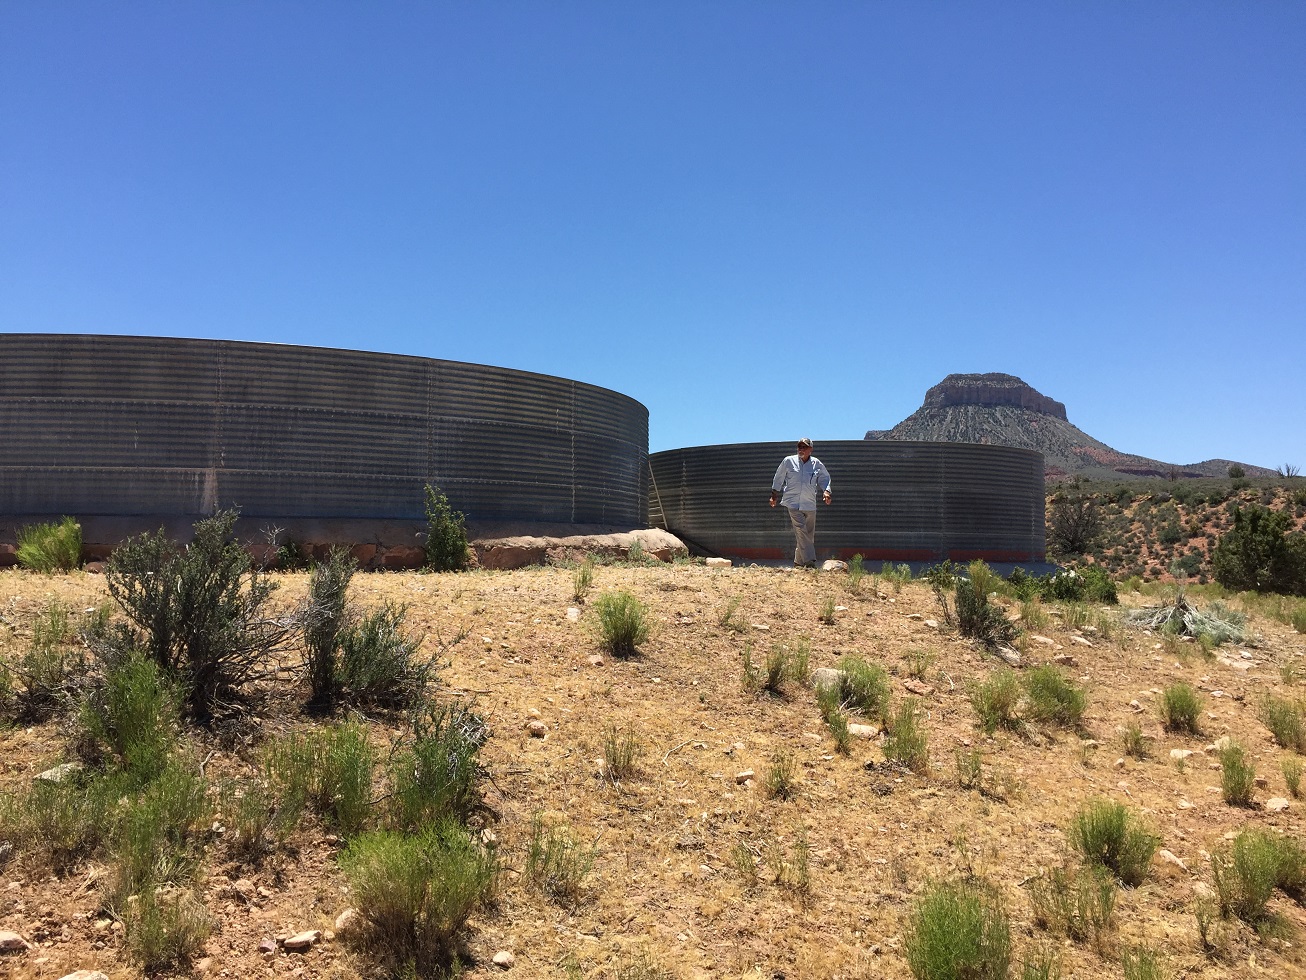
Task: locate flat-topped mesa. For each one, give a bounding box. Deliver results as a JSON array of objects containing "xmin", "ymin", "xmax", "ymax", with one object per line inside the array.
[{"xmin": 922, "ymin": 373, "xmax": 1068, "ymax": 420}]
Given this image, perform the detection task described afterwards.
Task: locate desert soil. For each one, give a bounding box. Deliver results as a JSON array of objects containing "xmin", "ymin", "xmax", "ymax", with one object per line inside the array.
[{"xmin": 1, "ymin": 562, "xmax": 1304, "ymax": 980}]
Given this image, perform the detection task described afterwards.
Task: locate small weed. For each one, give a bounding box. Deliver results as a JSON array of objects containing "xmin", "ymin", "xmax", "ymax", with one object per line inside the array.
[
  {"xmin": 79, "ymin": 650, "xmax": 179, "ymax": 781},
  {"xmin": 882, "ymin": 562, "xmax": 913, "ymax": 591},
  {"xmin": 264, "ymin": 722, "xmax": 376, "ymax": 837},
  {"xmin": 826, "ymin": 705, "xmax": 852, "ymax": 755},
  {"xmin": 1020, "ymin": 599, "xmax": 1050, "ymax": 632},
  {"xmin": 764, "ymin": 751, "xmax": 797, "ymax": 800},
  {"xmin": 1283, "ymin": 756, "xmax": 1304, "ymax": 798},
  {"xmin": 1019, "ymin": 946, "xmax": 1061, "ymax": 980},
  {"xmin": 337, "ymin": 602, "xmax": 430, "ymax": 709},
  {"xmin": 847, "ymin": 554, "xmax": 866, "ymax": 594},
  {"xmin": 524, "ymin": 815, "xmax": 594, "ymax": 904},
  {"xmin": 819, "ymin": 597, "xmax": 836, "ymax": 625},
  {"xmin": 906, "ymin": 647, "xmax": 935, "ymax": 680},
  {"xmin": 729, "ymin": 841, "xmax": 758, "ymax": 887},
  {"xmin": 108, "ymin": 761, "xmax": 210, "ymax": 905},
  {"xmin": 905, "ymin": 878, "xmax": 1011, "ymax": 980},
  {"xmin": 571, "ymin": 556, "xmax": 595, "ymax": 603},
  {"xmin": 1029, "ymin": 864, "xmax": 1117, "ymax": 947},
  {"xmin": 602, "ymin": 725, "xmax": 643, "ymax": 782},
  {"xmin": 1120, "ymin": 946, "xmax": 1164, "ymax": 980},
  {"xmin": 1060, "ymin": 603, "xmax": 1091, "ymax": 631},
  {"xmin": 969, "ymin": 669, "xmax": 1022, "ymax": 734},
  {"xmin": 614, "ymin": 949, "xmax": 676, "ymax": 980},
  {"xmin": 884, "ymin": 698, "xmax": 930, "ymax": 774},
  {"xmin": 956, "ymin": 747, "xmax": 983, "ymax": 790},
  {"xmin": 1159, "ymin": 683, "xmax": 1202, "ymax": 734},
  {"xmin": 389, "ymin": 700, "xmax": 487, "ymax": 830},
  {"xmin": 122, "ymin": 887, "xmax": 211, "ymax": 972},
  {"xmin": 1211, "ymin": 829, "xmax": 1285, "ymax": 925},
  {"xmin": 1023, "ymin": 665, "xmax": 1087, "ymax": 727},
  {"xmin": 1282, "ymin": 662, "xmax": 1302, "ymax": 686},
  {"xmin": 593, "ymin": 591, "xmax": 650, "ymax": 658},
  {"xmin": 717, "ymin": 597, "xmax": 747, "ymax": 633},
  {"xmin": 1068, "ymin": 798, "xmax": 1158, "ymax": 887},
  {"xmin": 1218, "ymin": 740, "xmax": 1256, "ymax": 806}
]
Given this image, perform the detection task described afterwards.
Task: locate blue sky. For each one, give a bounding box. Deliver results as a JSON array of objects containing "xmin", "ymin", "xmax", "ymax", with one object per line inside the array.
[{"xmin": 3, "ymin": 3, "xmax": 1303, "ymax": 466}]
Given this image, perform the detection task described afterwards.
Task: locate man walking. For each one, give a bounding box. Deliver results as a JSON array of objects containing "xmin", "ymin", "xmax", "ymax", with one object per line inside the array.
[{"xmin": 769, "ymin": 438, "xmax": 832, "ymax": 568}]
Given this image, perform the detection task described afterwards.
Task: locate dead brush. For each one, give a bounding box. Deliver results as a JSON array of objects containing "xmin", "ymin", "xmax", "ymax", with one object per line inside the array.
[
  {"xmin": 524, "ymin": 815, "xmax": 594, "ymax": 904},
  {"xmin": 601, "ymin": 725, "xmax": 643, "ymax": 783}
]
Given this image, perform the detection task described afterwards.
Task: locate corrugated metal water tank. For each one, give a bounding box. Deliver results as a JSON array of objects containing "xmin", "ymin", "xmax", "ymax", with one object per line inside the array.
[
  {"xmin": 0, "ymin": 334, "xmax": 648, "ymax": 526},
  {"xmin": 649, "ymin": 441, "xmax": 1045, "ymax": 563}
]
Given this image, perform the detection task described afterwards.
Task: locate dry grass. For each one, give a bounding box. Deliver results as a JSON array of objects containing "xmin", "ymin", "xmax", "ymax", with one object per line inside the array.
[{"xmin": 0, "ymin": 562, "xmax": 1304, "ymax": 979}]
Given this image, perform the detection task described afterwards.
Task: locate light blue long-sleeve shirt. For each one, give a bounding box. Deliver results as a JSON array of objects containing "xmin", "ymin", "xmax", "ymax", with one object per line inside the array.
[{"xmin": 772, "ymin": 454, "xmax": 831, "ymax": 512}]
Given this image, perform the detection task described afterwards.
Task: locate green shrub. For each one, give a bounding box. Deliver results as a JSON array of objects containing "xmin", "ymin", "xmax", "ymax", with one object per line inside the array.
[
  {"xmin": 1159, "ymin": 682, "xmax": 1201, "ymax": 734},
  {"xmin": 5, "ymin": 600, "xmax": 90, "ymax": 721},
  {"xmin": 1029, "ymin": 864, "xmax": 1117, "ymax": 945},
  {"xmin": 1068, "ymin": 799, "xmax": 1158, "ymax": 887},
  {"xmin": 1120, "ymin": 946, "xmax": 1163, "ymax": 980},
  {"xmin": 16, "ymin": 516, "xmax": 82, "ymax": 572},
  {"xmin": 1121, "ymin": 721, "xmax": 1148, "ymax": 759},
  {"xmin": 303, "ymin": 548, "xmax": 357, "ymax": 709},
  {"xmin": 1213, "ymin": 504, "xmax": 1306, "ymax": 596},
  {"xmin": 1259, "ymin": 695, "xmax": 1306, "ymax": 751},
  {"xmin": 614, "ymin": 949, "xmax": 677, "ymax": 980},
  {"xmin": 79, "ymin": 650, "xmax": 179, "ymax": 781},
  {"xmin": 1023, "ymin": 665, "xmax": 1087, "ymax": 727},
  {"xmin": 969, "ymin": 669, "xmax": 1022, "ymax": 734},
  {"xmin": 102, "ymin": 510, "xmax": 291, "ymax": 719},
  {"xmin": 265, "ymin": 723, "xmax": 375, "ymax": 837},
  {"xmin": 1020, "ymin": 599, "xmax": 1050, "ymax": 631},
  {"xmin": 905, "ymin": 878, "xmax": 1011, "ymax": 980},
  {"xmin": 337, "ymin": 603, "xmax": 429, "ymax": 709},
  {"xmin": 954, "ymin": 577, "xmax": 1018, "ymax": 648},
  {"xmin": 967, "ymin": 560, "xmax": 1001, "ymax": 601},
  {"xmin": 0, "ymin": 771, "xmax": 118, "ymax": 871},
  {"xmin": 764, "ymin": 751, "xmax": 797, "ymax": 799},
  {"xmin": 884, "ymin": 698, "xmax": 930, "ymax": 774},
  {"xmin": 109, "ymin": 762, "xmax": 209, "ymax": 905},
  {"xmin": 717, "ymin": 597, "xmax": 747, "ymax": 633},
  {"xmin": 524, "ymin": 815, "xmax": 594, "ymax": 903},
  {"xmin": 1211, "ymin": 829, "xmax": 1289, "ymax": 925},
  {"xmin": 341, "ymin": 821, "xmax": 497, "ymax": 972},
  {"xmin": 847, "ymin": 554, "xmax": 866, "ymax": 594},
  {"xmin": 422, "ymin": 484, "xmax": 470, "ymax": 572},
  {"xmin": 390, "ymin": 700, "xmax": 487, "ymax": 830},
  {"xmin": 1284, "ymin": 757, "xmax": 1304, "ymax": 798},
  {"xmin": 1218, "ymin": 740, "xmax": 1256, "ymax": 807},
  {"xmin": 818, "ymin": 596, "xmax": 836, "ymax": 625},
  {"xmin": 592, "ymin": 591, "xmax": 650, "ymax": 657},
  {"xmin": 835, "ymin": 654, "xmax": 891, "ymax": 720}
]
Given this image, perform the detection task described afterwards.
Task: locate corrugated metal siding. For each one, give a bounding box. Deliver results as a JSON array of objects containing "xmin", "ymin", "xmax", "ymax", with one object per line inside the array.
[
  {"xmin": 0, "ymin": 335, "xmax": 648, "ymax": 526},
  {"xmin": 649, "ymin": 441, "xmax": 1045, "ymax": 562}
]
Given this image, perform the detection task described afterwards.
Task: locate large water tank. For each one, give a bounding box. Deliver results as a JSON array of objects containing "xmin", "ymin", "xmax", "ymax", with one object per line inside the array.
[
  {"xmin": 0, "ymin": 334, "xmax": 648, "ymax": 527},
  {"xmin": 649, "ymin": 440, "xmax": 1045, "ymax": 563}
]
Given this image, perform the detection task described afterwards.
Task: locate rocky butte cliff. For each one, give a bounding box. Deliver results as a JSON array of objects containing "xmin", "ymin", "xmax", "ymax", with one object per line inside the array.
[{"xmin": 865, "ymin": 373, "xmax": 1271, "ymax": 480}]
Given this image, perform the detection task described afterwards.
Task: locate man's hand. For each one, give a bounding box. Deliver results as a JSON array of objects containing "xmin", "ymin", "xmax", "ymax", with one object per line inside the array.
[
  {"xmin": 769, "ymin": 491, "xmax": 779, "ymax": 508},
  {"xmin": 823, "ymin": 490, "xmax": 832, "ymax": 505}
]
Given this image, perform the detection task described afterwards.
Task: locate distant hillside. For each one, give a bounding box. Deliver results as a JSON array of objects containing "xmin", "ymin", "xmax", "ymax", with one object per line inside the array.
[{"xmin": 865, "ymin": 373, "xmax": 1274, "ymax": 480}]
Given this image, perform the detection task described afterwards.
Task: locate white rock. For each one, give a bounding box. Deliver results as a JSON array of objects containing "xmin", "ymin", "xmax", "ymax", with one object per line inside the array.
[
  {"xmin": 1032, "ymin": 635, "xmax": 1055, "ymax": 646},
  {"xmin": 735, "ymin": 770, "xmax": 755, "ymax": 784},
  {"xmin": 566, "ymin": 607, "xmax": 581, "ymax": 621},
  {"xmin": 1170, "ymin": 749, "xmax": 1197, "ymax": 762},
  {"xmin": 995, "ymin": 647, "xmax": 1022, "ymax": 666},
  {"xmin": 282, "ymin": 930, "xmax": 320, "ymax": 952},
  {"xmin": 334, "ymin": 908, "xmax": 360, "ymax": 932},
  {"xmin": 35, "ymin": 762, "xmax": 83, "ymax": 784},
  {"xmin": 751, "ymin": 623, "xmax": 769, "ymax": 631},
  {"xmin": 1267, "ymin": 797, "xmax": 1291, "ymax": 812},
  {"xmin": 0, "ymin": 930, "xmax": 31, "ymax": 953},
  {"xmin": 810, "ymin": 667, "xmax": 845, "ymax": 693},
  {"xmin": 924, "ymin": 619, "xmax": 939, "ymax": 629},
  {"xmin": 1158, "ymin": 849, "xmax": 1188, "ymax": 871},
  {"xmin": 58, "ymin": 972, "xmax": 111, "ymax": 980},
  {"xmin": 906, "ymin": 613, "xmax": 923, "ymax": 620},
  {"xmin": 586, "ymin": 654, "xmax": 604, "ymax": 667},
  {"xmin": 493, "ymin": 950, "xmax": 516, "ymax": 968},
  {"xmin": 705, "ymin": 557, "xmax": 732, "ymax": 568},
  {"xmin": 526, "ymin": 720, "xmax": 548, "ymax": 738},
  {"xmin": 848, "ymin": 723, "xmax": 880, "ymax": 739},
  {"xmin": 1070, "ymin": 635, "xmax": 1093, "ymax": 647},
  {"xmin": 821, "ymin": 560, "xmax": 848, "ymax": 572}
]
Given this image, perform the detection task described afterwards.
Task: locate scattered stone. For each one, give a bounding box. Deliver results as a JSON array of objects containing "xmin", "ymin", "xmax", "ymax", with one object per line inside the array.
[
  {"xmin": 836, "ymin": 605, "xmax": 849, "ymax": 612},
  {"xmin": 334, "ymin": 908, "xmax": 359, "ymax": 933},
  {"xmin": 848, "ymin": 723, "xmax": 880, "ymax": 740},
  {"xmin": 821, "ymin": 560, "xmax": 848, "ymax": 572},
  {"xmin": 1157, "ymin": 849, "xmax": 1188, "ymax": 871},
  {"xmin": 35, "ymin": 762, "xmax": 83, "ymax": 784},
  {"xmin": 903, "ymin": 680, "xmax": 934, "ymax": 696},
  {"xmin": 493, "ymin": 950, "xmax": 516, "ymax": 968},
  {"xmin": 526, "ymin": 720, "xmax": 548, "ymax": 738},
  {"xmin": 59, "ymin": 972, "xmax": 111, "ymax": 980},
  {"xmin": 586, "ymin": 654, "xmax": 604, "ymax": 667},
  {"xmin": 1070, "ymin": 635, "xmax": 1093, "ymax": 647},
  {"xmin": 810, "ymin": 667, "xmax": 845, "ymax": 693},
  {"xmin": 1206, "ymin": 736, "xmax": 1233, "ymax": 752},
  {"xmin": 1052, "ymin": 653, "xmax": 1077, "ymax": 667},
  {"xmin": 1031, "ymin": 635, "xmax": 1055, "ymax": 646},
  {"xmin": 905, "ymin": 613, "xmax": 923, "ymax": 621},
  {"xmin": 1267, "ymin": 798, "xmax": 1291, "ymax": 812},
  {"xmin": 0, "ymin": 931, "xmax": 31, "ymax": 953},
  {"xmin": 705, "ymin": 557, "xmax": 732, "ymax": 568},
  {"xmin": 751, "ymin": 623, "xmax": 770, "ymax": 631},
  {"xmin": 1170, "ymin": 749, "xmax": 1196, "ymax": 762},
  {"xmin": 1128, "ymin": 700, "xmax": 1143, "ymax": 711},
  {"xmin": 282, "ymin": 930, "xmax": 321, "ymax": 952},
  {"xmin": 1113, "ymin": 757, "xmax": 1126, "ymax": 769},
  {"xmin": 526, "ymin": 707, "xmax": 542, "ymax": 720},
  {"xmin": 924, "ymin": 619, "xmax": 939, "ymax": 629},
  {"xmin": 734, "ymin": 770, "xmax": 755, "ymax": 784},
  {"xmin": 1178, "ymin": 800, "xmax": 1194, "ymax": 809},
  {"xmin": 258, "ymin": 938, "xmax": 277, "ymax": 955},
  {"xmin": 995, "ymin": 647, "xmax": 1021, "ymax": 667},
  {"xmin": 566, "ymin": 607, "xmax": 581, "ymax": 622},
  {"xmin": 1255, "ymin": 776, "xmax": 1269, "ymax": 788}
]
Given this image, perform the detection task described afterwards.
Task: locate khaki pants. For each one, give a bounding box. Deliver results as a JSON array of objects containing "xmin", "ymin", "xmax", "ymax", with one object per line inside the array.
[{"xmin": 786, "ymin": 507, "xmax": 817, "ymax": 565}]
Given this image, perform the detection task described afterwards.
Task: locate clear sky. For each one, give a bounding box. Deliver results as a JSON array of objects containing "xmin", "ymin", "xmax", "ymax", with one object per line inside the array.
[{"xmin": 3, "ymin": 3, "xmax": 1303, "ymax": 466}]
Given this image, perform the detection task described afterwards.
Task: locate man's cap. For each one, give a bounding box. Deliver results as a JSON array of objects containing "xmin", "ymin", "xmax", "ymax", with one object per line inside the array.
[{"xmin": 797, "ymin": 437, "xmax": 813, "ymax": 448}]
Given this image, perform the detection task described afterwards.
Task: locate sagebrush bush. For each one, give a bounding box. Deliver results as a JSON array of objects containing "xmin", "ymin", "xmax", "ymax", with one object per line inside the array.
[
  {"xmin": 5, "ymin": 600, "xmax": 90, "ymax": 721},
  {"xmin": 955, "ymin": 578, "xmax": 1018, "ymax": 648},
  {"xmin": 1029, "ymin": 864, "xmax": 1117, "ymax": 946},
  {"xmin": 602, "ymin": 724, "xmax": 643, "ymax": 782},
  {"xmin": 337, "ymin": 602, "xmax": 429, "ymax": 709},
  {"xmin": 1259, "ymin": 695, "xmax": 1306, "ymax": 751},
  {"xmin": 1068, "ymin": 798, "xmax": 1158, "ymax": 887},
  {"xmin": 1159, "ymin": 682, "xmax": 1201, "ymax": 734},
  {"xmin": 572, "ymin": 556, "xmax": 595, "ymax": 603},
  {"xmin": 390, "ymin": 700, "xmax": 487, "ymax": 830},
  {"xmin": 1023, "ymin": 665, "xmax": 1087, "ymax": 727},
  {"xmin": 102, "ymin": 510, "xmax": 292, "ymax": 719},
  {"xmin": 593, "ymin": 591, "xmax": 650, "ymax": 657},
  {"xmin": 905, "ymin": 878, "xmax": 1011, "ymax": 980},
  {"xmin": 16, "ymin": 516, "xmax": 82, "ymax": 572},
  {"xmin": 109, "ymin": 761, "xmax": 209, "ymax": 906},
  {"xmin": 423, "ymin": 484, "xmax": 470, "ymax": 572},
  {"xmin": 303, "ymin": 548, "xmax": 357, "ymax": 709},
  {"xmin": 341, "ymin": 820, "xmax": 497, "ymax": 972},
  {"xmin": 836, "ymin": 654, "xmax": 891, "ymax": 719},
  {"xmin": 264, "ymin": 722, "xmax": 375, "ymax": 836},
  {"xmin": 1211, "ymin": 828, "xmax": 1290, "ymax": 924},
  {"xmin": 969, "ymin": 669, "xmax": 1022, "ymax": 734},
  {"xmin": 122, "ymin": 887, "xmax": 211, "ymax": 972}
]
